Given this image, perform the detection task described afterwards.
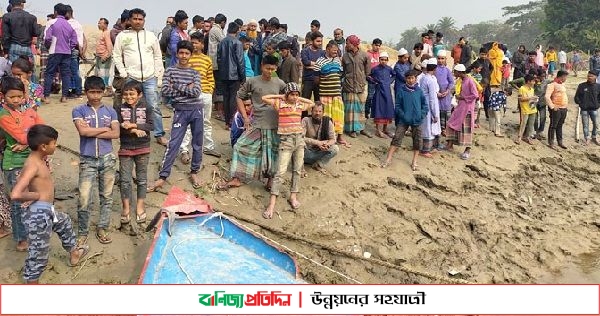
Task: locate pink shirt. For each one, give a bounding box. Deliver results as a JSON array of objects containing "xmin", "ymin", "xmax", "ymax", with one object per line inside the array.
[{"xmin": 95, "ymin": 30, "xmax": 113, "ymax": 59}]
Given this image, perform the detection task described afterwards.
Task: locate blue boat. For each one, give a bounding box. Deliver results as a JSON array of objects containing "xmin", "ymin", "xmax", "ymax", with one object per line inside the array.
[{"xmin": 138, "ymin": 187, "xmax": 303, "ymax": 284}]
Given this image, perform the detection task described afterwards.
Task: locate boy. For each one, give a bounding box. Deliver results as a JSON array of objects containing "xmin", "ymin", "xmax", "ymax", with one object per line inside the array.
[
  {"xmin": 261, "ymin": 82, "xmax": 314, "ymax": 219},
  {"xmin": 488, "ymin": 86, "xmax": 510, "ymax": 137},
  {"xmin": 72, "ymin": 76, "xmax": 120, "ymax": 245},
  {"xmin": 277, "ymin": 41, "xmax": 299, "ymax": 84},
  {"xmin": 516, "ymin": 74, "xmax": 537, "ymax": 145},
  {"xmin": 381, "ymin": 70, "xmax": 428, "ymax": 171},
  {"xmin": 501, "ymin": 59, "xmax": 511, "ymax": 91},
  {"xmin": 149, "ymin": 40, "xmax": 204, "ymax": 190},
  {"xmin": 534, "ymin": 69, "xmax": 552, "ymax": 140},
  {"xmin": 0, "ymin": 77, "xmax": 44, "ymax": 251},
  {"xmin": 230, "ymin": 98, "xmax": 252, "ymax": 147},
  {"xmin": 115, "ymin": 81, "xmax": 153, "ymax": 225},
  {"xmin": 179, "ymin": 32, "xmax": 220, "ymax": 165},
  {"xmin": 11, "ymin": 124, "xmax": 89, "ymax": 283}
]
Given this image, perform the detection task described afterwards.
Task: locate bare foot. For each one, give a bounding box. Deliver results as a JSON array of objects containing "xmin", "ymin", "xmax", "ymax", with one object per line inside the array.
[
  {"xmin": 287, "ymin": 198, "xmax": 301, "ymax": 210},
  {"xmin": 148, "ymin": 179, "xmax": 165, "ymax": 192},
  {"xmin": 190, "ymin": 173, "xmax": 202, "ymax": 189},
  {"xmin": 411, "ymin": 163, "xmax": 418, "ymax": 171},
  {"xmin": 262, "ymin": 205, "xmax": 274, "ymax": 219},
  {"xmin": 16, "ymin": 240, "xmax": 28, "ymax": 252},
  {"xmin": 217, "ymin": 178, "xmax": 242, "ymax": 190},
  {"xmin": 0, "ymin": 228, "xmax": 9, "ymax": 239}
]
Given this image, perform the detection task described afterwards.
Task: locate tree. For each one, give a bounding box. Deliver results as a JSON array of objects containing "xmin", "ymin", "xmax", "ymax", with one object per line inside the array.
[
  {"xmin": 396, "ymin": 27, "xmax": 421, "ymax": 51},
  {"xmin": 436, "ymin": 16, "xmax": 458, "ymax": 43},
  {"xmin": 544, "ymin": 0, "xmax": 600, "ymax": 51},
  {"xmin": 502, "ymin": 0, "xmax": 545, "ymax": 50}
]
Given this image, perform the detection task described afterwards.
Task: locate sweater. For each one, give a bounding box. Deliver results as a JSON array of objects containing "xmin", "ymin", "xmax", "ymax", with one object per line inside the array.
[
  {"xmin": 545, "ymin": 81, "xmax": 568, "ymax": 109},
  {"xmin": 113, "ymin": 29, "xmax": 164, "ymax": 82},
  {"xmin": 574, "ymin": 81, "xmax": 600, "ymax": 111},
  {"xmin": 161, "ymin": 66, "xmax": 202, "ymax": 110},
  {"xmin": 115, "ymin": 101, "xmax": 153, "ymax": 150},
  {"xmin": 394, "ymin": 85, "xmax": 428, "ymax": 126}
]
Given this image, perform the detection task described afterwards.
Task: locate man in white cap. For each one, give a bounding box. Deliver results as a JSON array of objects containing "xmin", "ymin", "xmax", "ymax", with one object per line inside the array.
[
  {"xmin": 393, "ymin": 48, "xmax": 411, "ymax": 97},
  {"xmin": 446, "ymin": 64, "xmax": 478, "ymax": 160},
  {"xmin": 435, "ymin": 50, "xmax": 455, "ymax": 136},
  {"xmin": 419, "ymin": 58, "xmax": 441, "ymax": 157}
]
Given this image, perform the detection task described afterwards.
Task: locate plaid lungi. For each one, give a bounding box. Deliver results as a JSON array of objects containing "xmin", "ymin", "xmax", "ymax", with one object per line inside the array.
[
  {"xmin": 8, "ymin": 44, "xmax": 33, "ymax": 62},
  {"xmin": 39, "ymin": 51, "xmax": 49, "ymax": 85},
  {"xmin": 95, "ymin": 56, "xmax": 113, "ymax": 87},
  {"xmin": 342, "ymin": 92, "xmax": 364, "ymax": 133},
  {"xmin": 446, "ymin": 113, "xmax": 473, "ymax": 146},
  {"xmin": 440, "ymin": 110, "xmax": 451, "ymax": 132},
  {"xmin": 321, "ymin": 95, "xmax": 344, "ymax": 135},
  {"xmin": 230, "ymin": 127, "xmax": 279, "ymax": 182}
]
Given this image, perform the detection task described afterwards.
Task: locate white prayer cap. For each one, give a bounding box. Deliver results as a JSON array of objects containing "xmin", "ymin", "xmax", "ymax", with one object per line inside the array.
[
  {"xmin": 379, "ymin": 51, "xmax": 389, "ymax": 59},
  {"xmin": 421, "ymin": 60, "xmax": 428, "ymax": 69},
  {"xmin": 397, "ymin": 48, "xmax": 409, "ymax": 56},
  {"xmin": 437, "ymin": 50, "xmax": 447, "ymax": 57},
  {"xmin": 426, "ymin": 58, "xmax": 437, "ymax": 65},
  {"xmin": 454, "ymin": 64, "xmax": 466, "ymax": 72}
]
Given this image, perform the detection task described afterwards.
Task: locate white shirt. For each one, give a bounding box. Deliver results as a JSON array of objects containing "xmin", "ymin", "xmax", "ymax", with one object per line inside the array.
[
  {"xmin": 113, "ymin": 29, "xmax": 164, "ymax": 82},
  {"xmin": 558, "ymin": 51, "xmax": 567, "ymax": 64}
]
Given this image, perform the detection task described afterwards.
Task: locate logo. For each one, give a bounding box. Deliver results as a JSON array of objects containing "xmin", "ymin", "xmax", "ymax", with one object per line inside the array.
[{"xmin": 198, "ymin": 291, "xmax": 293, "ymax": 308}]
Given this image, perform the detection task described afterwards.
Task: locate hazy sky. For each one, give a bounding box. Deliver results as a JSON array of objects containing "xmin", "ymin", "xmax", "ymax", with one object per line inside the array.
[{"xmin": 22, "ymin": 0, "xmax": 530, "ymax": 41}]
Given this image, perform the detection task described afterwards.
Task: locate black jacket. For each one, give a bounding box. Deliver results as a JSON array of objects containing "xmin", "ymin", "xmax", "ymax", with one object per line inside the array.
[
  {"xmin": 217, "ymin": 35, "xmax": 245, "ymax": 81},
  {"xmin": 2, "ymin": 8, "xmax": 39, "ymax": 50},
  {"xmin": 574, "ymin": 81, "xmax": 600, "ymax": 111},
  {"xmin": 115, "ymin": 101, "xmax": 154, "ymax": 150}
]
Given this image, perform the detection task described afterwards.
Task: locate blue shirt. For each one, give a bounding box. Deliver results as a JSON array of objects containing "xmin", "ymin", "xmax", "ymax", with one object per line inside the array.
[{"xmin": 72, "ymin": 103, "xmax": 118, "ymax": 157}]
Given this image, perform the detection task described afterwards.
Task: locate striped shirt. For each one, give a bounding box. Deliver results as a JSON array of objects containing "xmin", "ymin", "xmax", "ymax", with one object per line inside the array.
[
  {"xmin": 314, "ymin": 56, "xmax": 343, "ymax": 96},
  {"xmin": 189, "ymin": 53, "xmax": 215, "ymax": 94},
  {"xmin": 275, "ymin": 99, "xmax": 308, "ymax": 135},
  {"xmin": 161, "ymin": 66, "xmax": 202, "ymax": 110}
]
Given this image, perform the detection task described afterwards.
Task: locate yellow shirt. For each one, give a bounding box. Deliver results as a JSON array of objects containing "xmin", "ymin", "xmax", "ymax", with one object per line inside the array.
[
  {"xmin": 189, "ymin": 53, "xmax": 215, "ymax": 94},
  {"xmin": 546, "ymin": 51, "xmax": 557, "ymax": 63},
  {"xmin": 519, "ymin": 85, "xmax": 537, "ymax": 115}
]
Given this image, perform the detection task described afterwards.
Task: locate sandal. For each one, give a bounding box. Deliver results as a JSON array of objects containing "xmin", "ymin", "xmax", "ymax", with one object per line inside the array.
[
  {"xmin": 136, "ymin": 212, "xmax": 147, "ymax": 223},
  {"xmin": 460, "ymin": 152, "xmax": 470, "ymax": 160},
  {"xmin": 180, "ymin": 152, "xmax": 191, "ymax": 164},
  {"xmin": 190, "ymin": 173, "xmax": 202, "ymax": 189},
  {"xmin": 95, "ymin": 229, "xmax": 112, "ymax": 244},
  {"xmin": 67, "ymin": 244, "xmax": 90, "ymax": 267}
]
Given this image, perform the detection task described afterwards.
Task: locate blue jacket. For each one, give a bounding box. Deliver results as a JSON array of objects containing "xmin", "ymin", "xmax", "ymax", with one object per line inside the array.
[{"xmin": 395, "ymin": 84, "xmax": 428, "ymax": 126}]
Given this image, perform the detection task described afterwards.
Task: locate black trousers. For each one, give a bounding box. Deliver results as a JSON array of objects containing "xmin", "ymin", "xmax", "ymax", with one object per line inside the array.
[
  {"xmin": 548, "ymin": 108, "xmax": 567, "ymax": 145},
  {"xmin": 301, "ymin": 79, "xmax": 319, "ymax": 117},
  {"xmin": 223, "ymin": 80, "xmax": 241, "ymax": 126}
]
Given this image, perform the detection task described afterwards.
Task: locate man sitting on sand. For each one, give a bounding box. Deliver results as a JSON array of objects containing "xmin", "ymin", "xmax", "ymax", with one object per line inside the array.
[{"xmin": 302, "ymin": 103, "xmax": 338, "ymax": 173}]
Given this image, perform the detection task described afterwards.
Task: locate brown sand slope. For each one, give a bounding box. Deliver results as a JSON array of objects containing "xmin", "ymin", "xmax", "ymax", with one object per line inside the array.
[{"xmin": 0, "ymin": 76, "xmax": 598, "ymax": 285}]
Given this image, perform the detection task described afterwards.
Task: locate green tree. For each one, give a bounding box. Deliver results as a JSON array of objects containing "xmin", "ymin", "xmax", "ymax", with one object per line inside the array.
[
  {"xmin": 544, "ymin": 0, "xmax": 600, "ymax": 51},
  {"xmin": 436, "ymin": 16, "xmax": 458, "ymax": 43},
  {"xmin": 396, "ymin": 27, "xmax": 421, "ymax": 51},
  {"xmin": 502, "ymin": 0, "xmax": 545, "ymax": 50}
]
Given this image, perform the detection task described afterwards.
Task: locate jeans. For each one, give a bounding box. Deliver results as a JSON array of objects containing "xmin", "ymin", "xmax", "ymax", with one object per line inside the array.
[
  {"xmin": 223, "ymin": 80, "xmax": 241, "ymax": 126},
  {"xmin": 535, "ymin": 105, "xmax": 547, "ymax": 134},
  {"xmin": 70, "ymin": 53, "xmax": 82, "ymax": 95},
  {"xmin": 582, "ymin": 110, "xmax": 598, "ymax": 140},
  {"xmin": 181, "ymin": 93, "xmax": 215, "ymax": 152},
  {"xmin": 43, "ymin": 53, "xmax": 71, "ymax": 97},
  {"xmin": 128, "ymin": 77, "xmax": 164, "ymax": 138},
  {"xmin": 4, "ymin": 168, "xmax": 26, "ymax": 242},
  {"xmin": 119, "ymin": 153, "xmax": 149, "ymax": 201},
  {"xmin": 77, "ymin": 154, "xmax": 117, "ymax": 236},
  {"xmin": 271, "ymin": 134, "xmax": 304, "ymax": 196},
  {"xmin": 304, "ymin": 144, "xmax": 339, "ymax": 167},
  {"xmin": 548, "ymin": 108, "xmax": 568, "ymax": 145}
]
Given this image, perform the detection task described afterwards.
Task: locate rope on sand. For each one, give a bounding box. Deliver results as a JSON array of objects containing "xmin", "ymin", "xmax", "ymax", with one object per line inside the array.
[
  {"xmin": 57, "ymin": 144, "xmax": 81, "ymax": 157},
  {"xmin": 214, "ymin": 209, "xmax": 474, "ymax": 285}
]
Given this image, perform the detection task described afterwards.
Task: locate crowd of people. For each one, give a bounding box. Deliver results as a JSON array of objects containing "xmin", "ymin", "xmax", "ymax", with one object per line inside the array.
[{"xmin": 0, "ymin": 0, "xmax": 599, "ymax": 283}]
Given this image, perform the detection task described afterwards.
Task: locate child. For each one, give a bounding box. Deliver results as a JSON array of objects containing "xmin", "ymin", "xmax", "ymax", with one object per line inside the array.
[
  {"xmin": 10, "ymin": 124, "xmax": 90, "ymax": 283},
  {"xmin": 488, "ymin": 86, "xmax": 510, "ymax": 137},
  {"xmin": 369, "ymin": 52, "xmax": 395, "ymax": 138},
  {"xmin": 230, "ymin": 98, "xmax": 253, "ymax": 147},
  {"xmin": 534, "ymin": 69, "xmax": 552, "ymax": 140},
  {"xmin": 149, "ymin": 40, "xmax": 204, "ymax": 190},
  {"xmin": 469, "ymin": 62, "xmax": 484, "ymax": 127},
  {"xmin": 180, "ymin": 32, "xmax": 220, "ymax": 165},
  {"xmin": 115, "ymin": 81, "xmax": 153, "ymax": 225},
  {"xmin": 382, "ymin": 70, "xmax": 428, "ymax": 171},
  {"xmin": 240, "ymin": 35, "xmax": 255, "ymax": 77},
  {"xmin": 0, "ymin": 77, "xmax": 44, "ymax": 251},
  {"xmin": 516, "ymin": 74, "xmax": 538, "ymax": 145},
  {"xmin": 262, "ymin": 82, "xmax": 314, "ymax": 219},
  {"xmin": 72, "ymin": 76, "xmax": 120, "ymax": 245},
  {"xmin": 501, "ymin": 59, "xmax": 511, "ymax": 91},
  {"xmin": 11, "ymin": 56, "xmax": 43, "ymax": 111}
]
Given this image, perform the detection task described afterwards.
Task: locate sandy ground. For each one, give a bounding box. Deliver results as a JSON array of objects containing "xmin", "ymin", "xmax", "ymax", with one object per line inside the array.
[{"xmin": 0, "ymin": 74, "xmax": 599, "ymax": 286}]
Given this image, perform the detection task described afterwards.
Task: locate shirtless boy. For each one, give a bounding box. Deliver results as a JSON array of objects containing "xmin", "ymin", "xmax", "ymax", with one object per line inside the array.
[{"xmin": 10, "ymin": 124, "xmax": 89, "ymax": 283}]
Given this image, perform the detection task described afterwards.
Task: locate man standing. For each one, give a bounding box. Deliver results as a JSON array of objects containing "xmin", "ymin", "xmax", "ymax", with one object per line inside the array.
[
  {"xmin": 332, "ymin": 28, "xmax": 345, "ymax": 58},
  {"xmin": 113, "ymin": 8, "xmax": 167, "ymax": 145},
  {"xmin": 65, "ymin": 5, "xmax": 85, "ymax": 99},
  {"xmin": 300, "ymin": 31, "xmax": 325, "ymax": 106},
  {"xmin": 188, "ymin": 15, "xmax": 203, "ymax": 35},
  {"xmin": 451, "ymin": 38, "xmax": 462, "ymax": 67},
  {"xmin": 304, "ymin": 19, "xmax": 320, "ymax": 48},
  {"xmin": 277, "ymin": 41, "xmax": 299, "ymax": 84},
  {"xmin": 365, "ymin": 38, "xmax": 382, "ymax": 118},
  {"xmin": 558, "ymin": 48, "xmax": 567, "ymax": 71},
  {"xmin": 459, "ymin": 38, "xmax": 473, "ymax": 68},
  {"xmin": 208, "ymin": 13, "xmax": 227, "ymax": 117},
  {"xmin": 43, "ymin": 3, "xmax": 76, "ymax": 103},
  {"xmin": 545, "ymin": 70, "xmax": 570, "ymax": 149},
  {"xmin": 159, "ymin": 16, "xmax": 174, "ymax": 62},
  {"xmin": 95, "ymin": 18, "xmax": 113, "ymax": 93},
  {"xmin": 303, "ymin": 104, "xmax": 339, "ymax": 172},
  {"xmin": 217, "ymin": 22, "xmax": 245, "ymax": 128},
  {"xmin": 342, "ymin": 34, "xmax": 370, "ymax": 138},
  {"xmin": 435, "ymin": 51, "xmax": 455, "ymax": 134},
  {"xmin": 2, "ymin": 0, "xmax": 38, "ymax": 63},
  {"xmin": 574, "ymin": 70, "xmax": 600, "ymax": 146}
]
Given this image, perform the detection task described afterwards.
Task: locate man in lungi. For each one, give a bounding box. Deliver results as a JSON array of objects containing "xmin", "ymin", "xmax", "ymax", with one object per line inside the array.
[
  {"xmin": 341, "ymin": 35, "xmax": 372, "ymax": 139},
  {"xmin": 217, "ymin": 55, "xmax": 286, "ymax": 190}
]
